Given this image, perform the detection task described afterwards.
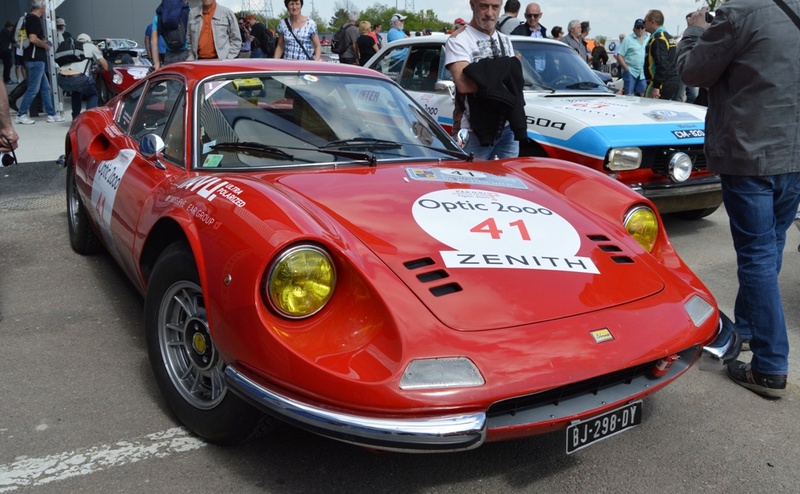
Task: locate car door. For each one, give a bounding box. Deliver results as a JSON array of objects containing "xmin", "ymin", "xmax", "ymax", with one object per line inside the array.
[
  {"xmin": 86, "ymin": 77, "xmax": 188, "ymax": 285},
  {"xmin": 371, "ymin": 43, "xmax": 456, "ymax": 135}
]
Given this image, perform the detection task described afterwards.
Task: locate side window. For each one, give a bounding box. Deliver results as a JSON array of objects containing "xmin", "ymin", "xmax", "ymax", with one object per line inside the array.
[
  {"xmin": 115, "ymin": 85, "xmax": 144, "ymax": 133},
  {"xmin": 130, "ymin": 79, "xmax": 184, "ymax": 142},
  {"xmin": 161, "ymin": 90, "xmax": 186, "ymax": 166},
  {"xmin": 399, "ymin": 46, "xmax": 443, "ymax": 91},
  {"xmin": 369, "ymin": 46, "xmax": 408, "ymax": 82}
]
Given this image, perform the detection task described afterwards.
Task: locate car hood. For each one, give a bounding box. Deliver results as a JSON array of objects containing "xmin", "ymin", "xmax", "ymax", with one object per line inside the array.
[
  {"xmin": 271, "ymin": 163, "xmax": 665, "ymax": 331},
  {"xmin": 523, "ymin": 92, "xmax": 707, "ymax": 159}
]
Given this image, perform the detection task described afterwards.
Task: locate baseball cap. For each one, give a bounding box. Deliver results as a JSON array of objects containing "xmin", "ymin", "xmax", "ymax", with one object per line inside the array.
[
  {"xmin": 56, "ymin": 17, "xmax": 66, "ymax": 26},
  {"xmin": 390, "ymin": 13, "xmax": 406, "ymax": 23},
  {"xmin": 454, "ymin": 17, "xmax": 467, "ymax": 25},
  {"xmin": 76, "ymin": 33, "xmax": 91, "ymax": 43},
  {"xmin": 633, "ymin": 18, "xmax": 645, "ymax": 28}
]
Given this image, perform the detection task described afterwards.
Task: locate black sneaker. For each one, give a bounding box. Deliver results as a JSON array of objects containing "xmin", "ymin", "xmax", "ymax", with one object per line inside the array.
[{"xmin": 727, "ymin": 360, "xmax": 786, "ymax": 399}]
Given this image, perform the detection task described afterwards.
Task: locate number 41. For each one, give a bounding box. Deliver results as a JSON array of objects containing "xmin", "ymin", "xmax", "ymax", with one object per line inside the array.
[{"xmin": 470, "ymin": 218, "xmax": 531, "ymax": 241}]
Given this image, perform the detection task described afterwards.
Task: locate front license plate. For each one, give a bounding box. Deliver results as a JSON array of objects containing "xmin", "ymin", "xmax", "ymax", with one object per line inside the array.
[{"xmin": 566, "ymin": 401, "xmax": 642, "ymax": 454}]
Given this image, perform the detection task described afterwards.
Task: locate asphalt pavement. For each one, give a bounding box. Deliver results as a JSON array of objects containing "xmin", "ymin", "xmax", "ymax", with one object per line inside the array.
[{"xmin": 2, "ymin": 116, "xmax": 800, "ymax": 492}]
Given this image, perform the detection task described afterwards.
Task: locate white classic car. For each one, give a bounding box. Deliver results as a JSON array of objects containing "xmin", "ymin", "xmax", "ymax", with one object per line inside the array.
[{"xmin": 367, "ymin": 35, "xmax": 720, "ymax": 219}]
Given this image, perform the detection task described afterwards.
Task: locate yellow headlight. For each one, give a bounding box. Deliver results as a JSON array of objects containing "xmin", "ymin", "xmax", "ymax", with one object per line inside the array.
[
  {"xmin": 267, "ymin": 246, "xmax": 336, "ymax": 318},
  {"xmin": 624, "ymin": 206, "xmax": 658, "ymax": 252}
]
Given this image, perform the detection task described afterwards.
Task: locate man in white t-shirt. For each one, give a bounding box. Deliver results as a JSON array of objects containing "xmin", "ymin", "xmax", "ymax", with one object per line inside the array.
[
  {"xmin": 445, "ymin": 0, "xmax": 520, "ymax": 160},
  {"xmin": 57, "ymin": 33, "xmax": 108, "ymax": 119}
]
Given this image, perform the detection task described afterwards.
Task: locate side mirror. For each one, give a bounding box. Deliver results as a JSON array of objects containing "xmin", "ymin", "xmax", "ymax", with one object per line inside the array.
[
  {"xmin": 434, "ymin": 80, "xmax": 456, "ymax": 100},
  {"xmin": 456, "ymin": 128, "xmax": 469, "ymax": 148},
  {"xmin": 139, "ymin": 134, "xmax": 166, "ymax": 170}
]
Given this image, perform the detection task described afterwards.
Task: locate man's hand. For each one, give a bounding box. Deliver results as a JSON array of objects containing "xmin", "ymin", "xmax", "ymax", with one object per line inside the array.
[
  {"xmin": 687, "ymin": 7, "xmax": 711, "ymax": 29},
  {"xmin": 651, "ymin": 87, "xmax": 661, "ymax": 99},
  {"xmin": 0, "ymin": 128, "xmax": 20, "ymax": 153}
]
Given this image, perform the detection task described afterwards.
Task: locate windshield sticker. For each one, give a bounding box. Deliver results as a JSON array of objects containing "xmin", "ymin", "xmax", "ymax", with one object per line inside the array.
[
  {"xmin": 406, "ymin": 168, "xmax": 528, "ymax": 189},
  {"xmin": 412, "ymin": 189, "xmax": 598, "ymax": 274},
  {"xmin": 644, "ymin": 110, "xmax": 700, "ymax": 122},
  {"xmin": 90, "ymin": 149, "xmax": 136, "ymax": 249},
  {"xmin": 202, "ymin": 155, "xmax": 223, "ymax": 167},
  {"xmin": 672, "ymin": 129, "xmax": 705, "ymax": 139}
]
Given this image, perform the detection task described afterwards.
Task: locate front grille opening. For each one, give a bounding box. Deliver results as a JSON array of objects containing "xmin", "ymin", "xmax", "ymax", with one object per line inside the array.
[
  {"xmin": 488, "ymin": 362, "xmax": 652, "ymax": 418},
  {"xmin": 588, "ymin": 234, "xmax": 610, "ymax": 242},
  {"xmin": 598, "ymin": 244, "xmax": 622, "ymax": 252}
]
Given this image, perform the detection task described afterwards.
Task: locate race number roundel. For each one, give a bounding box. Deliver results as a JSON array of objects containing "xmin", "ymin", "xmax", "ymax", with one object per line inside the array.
[{"xmin": 412, "ymin": 189, "xmax": 598, "ymax": 274}]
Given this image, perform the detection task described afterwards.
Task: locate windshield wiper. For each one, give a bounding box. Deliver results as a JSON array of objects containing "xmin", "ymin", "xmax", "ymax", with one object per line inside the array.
[
  {"xmin": 211, "ymin": 141, "xmax": 294, "ymax": 160},
  {"xmin": 321, "ymin": 137, "xmax": 402, "ymax": 150},
  {"xmin": 564, "ymin": 81, "xmax": 603, "ymax": 89},
  {"xmin": 524, "ymin": 81, "xmax": 556, "ymax": 93}
]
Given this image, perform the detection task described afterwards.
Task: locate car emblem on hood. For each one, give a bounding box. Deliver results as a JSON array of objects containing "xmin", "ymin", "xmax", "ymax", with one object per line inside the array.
[{"xmin": 590, "ymin": 328, "xmax": 614, "ymax": 343}]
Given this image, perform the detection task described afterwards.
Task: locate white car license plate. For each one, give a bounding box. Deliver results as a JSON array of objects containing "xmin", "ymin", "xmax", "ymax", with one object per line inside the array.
[{"xmin": 566, "ymin": 401, "xmax": 642, "ymax": 454}]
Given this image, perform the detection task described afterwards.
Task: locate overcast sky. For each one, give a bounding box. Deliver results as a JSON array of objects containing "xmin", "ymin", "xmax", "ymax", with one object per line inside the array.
[{"xmin": 216, "ymin": 0, "xmax": 705, "ymax": 39}]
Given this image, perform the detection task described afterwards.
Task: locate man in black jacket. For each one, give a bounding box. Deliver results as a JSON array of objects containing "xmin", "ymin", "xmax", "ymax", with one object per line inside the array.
[
  {"xmin": 510, "ymin": 3, "xmax": 546, "ymax": 37},
  {"xmin": 643, "ymin": 10, "xmax": 679, "ymax": 100},
  {"xmin": 677, "ymin": 2, "xmax": 800, "ymax": 400}
]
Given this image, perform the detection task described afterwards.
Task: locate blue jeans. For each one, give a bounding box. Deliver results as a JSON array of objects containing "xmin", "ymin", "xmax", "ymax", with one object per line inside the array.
[
  {"xmin": 58, "ymin": 73, "xmax": 97, "ymax": 119},
  {"xmin": 622, "ymin": 70, "xmax": 647, "ymax": 96},
  {"xmin": 722, "ymin": 173, "xmax": 800, "ymax": 375},
  {"xmin": 462, "ymin": 125, "xmax": 519, "ymax": 160},
  {"xmin": 19, "ymin": 61, "xmax": 56, "ymax": 117}
]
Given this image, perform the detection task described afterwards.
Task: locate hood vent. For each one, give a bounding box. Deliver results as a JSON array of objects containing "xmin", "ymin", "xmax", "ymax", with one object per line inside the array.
[{"xmin": 404, "ymin": 257, "xmax": 463, "ymax": 298}]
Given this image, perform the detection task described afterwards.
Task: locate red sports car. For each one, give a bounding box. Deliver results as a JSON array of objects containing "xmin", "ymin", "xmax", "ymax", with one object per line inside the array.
[
  {"xmin": 92, "ymin": 38, "xmax": 152, "ymax": 105},
  {"xmin": 65, "ymin": 59, "xmax": 738, "ymax": 453}
]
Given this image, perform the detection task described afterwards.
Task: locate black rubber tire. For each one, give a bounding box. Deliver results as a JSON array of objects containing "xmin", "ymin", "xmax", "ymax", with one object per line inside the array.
[
  {"xmin": 144, "ymin": 242, "xmax": 261, "ymax": 445},
  {"xmin": 669, "ymin": 206, "xmax": 720, "ymax": 221},
  {"xmin": 610, "ymin": 65, "xmax": 620, "ymax": 78},
  {"xmin": 66, "ymin": 157, "xmax": 104, "ymax": 255}
]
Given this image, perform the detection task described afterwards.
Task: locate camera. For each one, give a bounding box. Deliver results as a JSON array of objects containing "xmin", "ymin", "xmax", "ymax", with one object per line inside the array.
[
  {"xmin": 1, "ymin": 152, "xmax": 16, "ymax": 167},
  {"xmin": 687, "ymin": 11, "xmax": 715, "ymax": 23}
]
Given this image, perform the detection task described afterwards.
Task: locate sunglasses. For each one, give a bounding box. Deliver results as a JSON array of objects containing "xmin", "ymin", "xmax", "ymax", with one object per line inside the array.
[{"xmin": 524, "ymin": 13, "xmax": 541, "ymax": 19}]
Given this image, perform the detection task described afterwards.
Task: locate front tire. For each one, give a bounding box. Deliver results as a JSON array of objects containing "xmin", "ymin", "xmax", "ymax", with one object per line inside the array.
[
  {"xmin": 66, "ymin": 157, "xmax": 103, "ymax": 254},
  {"xmin": 145, "ymin": 242, "xmax": 261, "ymax": 444}
]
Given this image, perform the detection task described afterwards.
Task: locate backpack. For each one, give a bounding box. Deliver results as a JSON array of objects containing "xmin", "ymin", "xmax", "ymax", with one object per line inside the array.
[
  {"xmin": 156, "ymin": 0, "xmax": 190, "ymax": 51},
  {"xmin": 15, "ymin": 14, "xmax": 29, "ymax": 50},
  {"xmin": 55, "ymin": 32, "xmax": 85, "ymax": 66},
  {"xmin": 331, "ymin": 24, "xmax": 349, "ymax": 55}
]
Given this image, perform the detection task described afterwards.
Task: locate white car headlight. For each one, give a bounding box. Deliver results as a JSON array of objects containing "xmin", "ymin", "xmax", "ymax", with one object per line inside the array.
[
  {"xmin": 607, "ymin": 147, "xmax": 642, "ymax": 171},
  {"xmin": 668, "ymin": 152, "xmax": 693, "ymax": 182},
  {"xmin": 399, "ymin": 357, "xmax": 485, "ymax": 390}
]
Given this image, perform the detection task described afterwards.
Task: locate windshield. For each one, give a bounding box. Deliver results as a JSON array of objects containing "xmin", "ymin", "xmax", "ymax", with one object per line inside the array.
[
  {"xmin": 513, "ymin": 41, "xmax": 609, "ymax": 92},
  {"xmin": 195, "ymin": 73, "xmax": 462, "ymax": 169}
]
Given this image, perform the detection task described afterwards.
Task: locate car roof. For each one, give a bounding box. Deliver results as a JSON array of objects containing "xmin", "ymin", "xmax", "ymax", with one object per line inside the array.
[
  {"xmin": 151, "ymin": 58, "xmax": 386, "ymax": 79},
  {"xmin": 378, "ymin": 34, "xmax": 569, "ymax": 49}
]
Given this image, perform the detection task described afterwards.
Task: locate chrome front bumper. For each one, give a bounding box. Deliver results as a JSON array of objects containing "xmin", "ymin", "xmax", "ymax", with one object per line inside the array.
[
  {"xmin": 226, "ymin": 313, "xmax": 738, "ymax": 452},
  {"xmin": 225, "ymin": 366, "xmax": 487, "ymax": 452},
  {"xmin": 699, "ymin": 312, "xmax": 741, "ymax": 370}
]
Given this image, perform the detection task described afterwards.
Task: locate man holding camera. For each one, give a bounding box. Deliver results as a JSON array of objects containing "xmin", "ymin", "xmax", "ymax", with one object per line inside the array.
[{"xmin": 677, "ymin": 2, "xmax": 800, "ymax": 399}]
